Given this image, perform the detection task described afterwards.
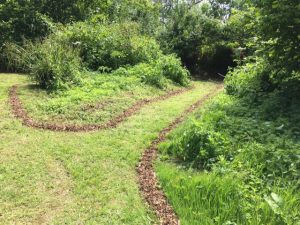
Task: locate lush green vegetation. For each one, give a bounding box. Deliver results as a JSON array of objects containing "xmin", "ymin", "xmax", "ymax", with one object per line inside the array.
[
  {"xmin": 1, "ymin": 0, "xmax": 241, "ymax": 82},
  {"xmin": 156, "ymin": 0, "xmax": 300, "ymax": 224},
  {"xmin": 0, "ymin": 0, "xmax": 299, "ymax": 224},
  {"xmin": 157, "ymin": 92, "xmax": 300, "ymax": 224},
  {"xmin": 4, "ymin": 21, "xmax": 189, "ymax": 90}
]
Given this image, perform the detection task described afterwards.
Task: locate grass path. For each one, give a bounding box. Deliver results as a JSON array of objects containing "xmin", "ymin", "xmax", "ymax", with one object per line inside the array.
[{"xmin": 0, "ymin": 74, "xmax": 221, "ymax": 225}]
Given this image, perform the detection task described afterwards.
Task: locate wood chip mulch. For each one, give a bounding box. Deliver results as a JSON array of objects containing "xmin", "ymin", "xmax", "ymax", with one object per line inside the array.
[
  {"xmin": 137, "ymin": 84, "xmax": 223, "ymax": 225},
  {"xmin": 8, "ymin": 85, "xmax": 194, "ymax": 132}
]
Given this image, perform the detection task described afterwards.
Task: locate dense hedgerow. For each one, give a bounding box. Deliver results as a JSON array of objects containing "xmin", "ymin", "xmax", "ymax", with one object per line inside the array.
[
  {"xmin": 4, "ymin": 21, "xmax": 190, "ymax": 91},
  {"xmin": 59, "ymin": 22, "xmax": 162, "ymax": 71}
]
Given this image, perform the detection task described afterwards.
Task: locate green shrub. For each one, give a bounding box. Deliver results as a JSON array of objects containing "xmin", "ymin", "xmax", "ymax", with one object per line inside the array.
[
  {"xmin": 130, "ymin": 35, "xmax": 162, "ymax": 64},
  {"xmin": 6, "ymin": 39, "xmax": 82, "ymax": 90},
  {"xmin": 60, "ymin": 22, "xmax": 162, "ymax": 71},
  {"xmin": 155, "ymin": 55, "xmax": 190, "ymax": 86},
  {"xmin": 139, "ymin": 65, "xmax": 169, "ymax": 88},
  {"xmin": 113, "ymin": 63, "xmax": 168, "ymax": 89},
  {"xmin": 113, "ymin": 54, "xmax": 190, "ymax": 88},
  {"xmin": 4, "ymin": 20, "xmax": 189, "ymax": 90},
  {"xmin": 31, "ymin": 41, "xmax": 81, "ymax": 90},
  {"xmin": 162, "ymin": 119, "xmax": 228, "ymax": 169},
  {"xmin": 225, "ymin": 59, "xmax": 275, "ymax": 99}
]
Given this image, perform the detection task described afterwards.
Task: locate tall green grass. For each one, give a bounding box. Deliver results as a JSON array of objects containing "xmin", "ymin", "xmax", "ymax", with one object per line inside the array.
[
  {"xmin": 156, "ymin": 163, "xmax": 244, "ymax": 225},
  {"xmin": 156, "ymin": 161, "xmax": 300, "ymax": 225}
]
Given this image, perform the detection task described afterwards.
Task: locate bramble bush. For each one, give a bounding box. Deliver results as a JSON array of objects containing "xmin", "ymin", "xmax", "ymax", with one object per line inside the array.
[
  {"xmin": 225, "ymin": 59, "xmax": 274, "ymax": 99},
  {"xmin": 156, "ymin": 55, "xmax": 190, "ymax": 86}
]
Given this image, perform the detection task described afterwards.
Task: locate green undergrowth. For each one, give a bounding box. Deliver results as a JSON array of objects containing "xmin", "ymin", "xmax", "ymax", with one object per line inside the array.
[
  {"xmin": 157, "ymin": 163, "xmax": 245, "ymax": 225},
  {"xmin": 18, "ymin": 72, "xmax": 190, "ymax": 125},
  {"xmin": 156, "ymin": 92, "xmax": 300, "ymax": 225}
]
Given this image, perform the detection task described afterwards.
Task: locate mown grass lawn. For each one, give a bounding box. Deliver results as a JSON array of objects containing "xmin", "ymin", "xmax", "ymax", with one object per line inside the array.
[{"xmin": 0, "ymin": 73, "xmax": 219, "ymax": 224}]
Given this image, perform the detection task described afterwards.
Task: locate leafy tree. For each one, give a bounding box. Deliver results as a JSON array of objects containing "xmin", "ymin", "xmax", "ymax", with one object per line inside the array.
[
  {"xmin": 0, "ymin": 0, "xmax": 112, "ymax": 71},
  {"xmin": 105, "ymin": 0, "xmax": 160, "ymax": 35},
  {"xmin": 250, "ymin": 0, "xmax": 300, "ymax": 87},
  {"xmin": 227, "ymin": 0, "xmax": 300, "ymax": 98},
  {"xmin": 158, "ymin": 1, "xmax": 235, "ymax": 77}
]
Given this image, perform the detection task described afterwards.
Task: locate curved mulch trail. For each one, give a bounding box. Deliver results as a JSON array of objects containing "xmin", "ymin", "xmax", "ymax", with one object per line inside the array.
[
  {"xmin": 9, "ymin": 85, "xmax": 194, "ymax": 132},
  {"xmin": 137, "ymin": 84, "xmax": 223, "ymax": 225}
]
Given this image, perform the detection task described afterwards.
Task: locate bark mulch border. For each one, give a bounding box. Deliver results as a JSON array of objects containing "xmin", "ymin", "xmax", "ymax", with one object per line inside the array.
[
  {"xmin": 137, "ymin": 84, "xmax": 223, "ymax": 225},
  {"xmin": 9, "ymin": 85, "xmax": 194, "ymax": 132}
]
